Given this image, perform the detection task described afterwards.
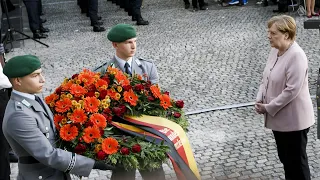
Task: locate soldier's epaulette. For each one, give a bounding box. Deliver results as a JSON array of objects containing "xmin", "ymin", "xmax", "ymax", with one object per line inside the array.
[
  {"xmin": 138, "ymin": 57, "xmax": 153, "ymax": 63},
  {"xmin": 14, "ymin": 101, "xmax": 24, "ymax": 111}
]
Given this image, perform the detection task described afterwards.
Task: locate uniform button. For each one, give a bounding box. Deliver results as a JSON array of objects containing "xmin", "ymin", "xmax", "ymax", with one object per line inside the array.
[
  {"xmin": 39, "ymin": 176, "xmax": 42, "ymax": 179},
  {"xmin": 45, "ymin": 127, "xmax": 49, "ymax": 131}
]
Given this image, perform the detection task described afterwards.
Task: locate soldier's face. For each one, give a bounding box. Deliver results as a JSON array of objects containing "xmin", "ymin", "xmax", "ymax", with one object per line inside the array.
[
  {"xmin": 114, "ymin": 38, "xmax": 137, "ymax": 60},
  {"xmin": 14, "ymin": 69, "xmax": 45, "ymax": 94}
]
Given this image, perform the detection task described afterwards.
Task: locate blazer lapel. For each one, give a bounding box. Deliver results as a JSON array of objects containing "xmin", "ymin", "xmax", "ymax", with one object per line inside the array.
[
  {"xmin": 110, "ymin": 57, "xmax": 121, "ymax": 69},
  {"xmin": 38, "ymin": 96, "xmax": 56, "ymax": 133},
  {"xmin": 132, "ymin": 57, "xmax": 143, "ymax": 76}
]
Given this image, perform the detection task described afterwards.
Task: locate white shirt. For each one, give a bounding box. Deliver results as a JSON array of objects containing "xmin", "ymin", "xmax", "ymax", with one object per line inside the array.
[
  {"xmin": 0, "ymin": 65, "xmax": 11, "ymax": 89},
  {"xmin": 12, "ymin": 89, "xmax": 35, "ymax": 100},
  {"xmin": 114, "ymin": 55, "xmax": 133, "ymax": 73}
]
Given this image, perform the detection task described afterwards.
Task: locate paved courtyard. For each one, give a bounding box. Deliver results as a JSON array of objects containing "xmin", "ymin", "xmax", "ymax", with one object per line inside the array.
[{"xmin": 6, "ymin": 0, "xmax": 320, "ymax": 179}]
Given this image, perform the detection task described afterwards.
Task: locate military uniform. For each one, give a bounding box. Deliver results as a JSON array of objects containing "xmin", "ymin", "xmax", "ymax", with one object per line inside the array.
[
  {"xmin": 94, "ymin": 56, "xmax": 159, "ymax": 85},
  {"xmin": 2, "ymin": 55, "xmax": 114, "ymax": 180},
  {"xmin": 99, "ymin": 23, "xmax": 165, "ymax": 180}
]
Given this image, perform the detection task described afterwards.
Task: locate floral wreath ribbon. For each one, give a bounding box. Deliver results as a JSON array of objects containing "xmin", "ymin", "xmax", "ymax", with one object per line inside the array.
[{"xmin": 111, "ymin": 115, "xmax": 201, "ymax": 180}]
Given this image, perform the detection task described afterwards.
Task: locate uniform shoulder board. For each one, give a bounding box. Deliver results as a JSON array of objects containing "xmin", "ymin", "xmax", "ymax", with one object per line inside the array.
[
  {"xmin": 14, "ymin": 101, "xmax": 24, "ymax": 111},
  {"xmin": 138, "ymin": 57, "xmax": 153, "ymax": 63}
]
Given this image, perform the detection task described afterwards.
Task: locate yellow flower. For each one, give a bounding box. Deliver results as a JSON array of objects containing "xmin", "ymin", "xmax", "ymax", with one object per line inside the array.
[
  {"xmin": 60, "ymin": 94, "xmax": 66, "ymax": 99},
  {"xmin": 67, "ymin": 94, "xmax": 73, "ymax": 99},
  {"xmin": 115, "ymin": 93, "xmax": 121, "ymax": 100},
  {"xmin": 117, "ymin": 86, "xmax": 122, "ymax": 92},
  {"xmin": 75, "ymin": 103, "xmax": 82, "ymax": 109},
  {"xmin": 50, "ymin": 102, "xmax": 55, "ymax": 107},
  {"xmin": 61, "ymin": 118, "xmax": 67, "ymax": 125},
  {"xmin": 67, "ymin": 112, "xmax": 72, "ymax": 118},
  {"xmin": 98, "ymin": 138, "xmax": 104, "ymax": 143},
  {"xmin": 95, "ymin": 92, "xmax": 100, "ymax": 98},
  {"xmin": 94, "ymin": 144, "xmax": 102, "ymax": 153},
  {"xmin": 72, "ymin": 100, "xmax": 77, "ymax": 105},
  {"xmin": 79, "ymin": 100, "xmax": 84, "ymax": 106},
  {"xmin": 101, "ymin": 99, "xmax": 107, "ymax": 105},
  {"xmin": 103, "ymin": 104, "xmax": 110, "ymax": 109},
  {"xmin": 76, "ymin": 80, "xmax": 81, "ymax": 84}
]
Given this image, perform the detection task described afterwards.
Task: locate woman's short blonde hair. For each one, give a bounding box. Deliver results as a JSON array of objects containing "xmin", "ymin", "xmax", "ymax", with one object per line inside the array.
[{"xmin": 267, "ymin": 15, "xmax": 296, "ymax": 40}]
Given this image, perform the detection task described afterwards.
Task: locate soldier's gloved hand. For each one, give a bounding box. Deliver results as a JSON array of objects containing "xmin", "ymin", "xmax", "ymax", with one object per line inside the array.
[{"xmin": 93, "ymin": 161, "xmax": 116, "ymax": 170}]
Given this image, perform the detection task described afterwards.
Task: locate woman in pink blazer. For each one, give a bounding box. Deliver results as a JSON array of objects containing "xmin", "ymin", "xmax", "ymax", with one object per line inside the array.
[{"xmin": 255, "ymin": 15, "xmax": 314, "ymax": 180}]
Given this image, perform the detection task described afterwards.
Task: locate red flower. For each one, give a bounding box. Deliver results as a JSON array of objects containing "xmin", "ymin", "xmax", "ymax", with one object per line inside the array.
[
  {"xmin": 99, "ymin": 90, "xmax": 108, "ymax": 99},
  {"xmin": 147, "ymin": 96, "xmax": 155, "ymax": 101},
  {"xmin": 97, "ymin": 150, "xmax": 107, "ymax": 160},
  {"xmin": 131, "ymin": 144, "xmax": 141, "ymax": 153},
  {"xmin": 123, "ymin": 85, "xmax": 132, "ymax": 91},
  {"xmin": 87, "ymin": 84, "xmax": 96, "ymax": 92},
  {"xmin": 74, "ymin": 144, "xmax": 86, "ymax": 154},
  {"xmin": 112, "ymin": 107, "xmax": 123, "ymax": 117},
  {"xmin": 175, "ymin": 100, "xmax": 184, "ymax": 108},
  {"xmin": 86, "ymin": 91, "xmax": 96, "ymax": 97},
  {"xmin": 164, "ymin": 91, "xmax": 170, "ymax": 96},
  {"xmin": 72, "ymin": 74, "xmax": 79, "ymax": 79},
  {"xmin": 55, "ymin": 87, "xmax": 62, "ymax": 95},
  {"xmin": 101, "ymin": 76, "xmax": 110, "ymax": 84},
  {"xmin": 118, "ymin": 104, "xmax": 127, "ymax": 114},
  {"xmin": 173, "ymin": 112, "xmax": 181, "ymax": 118},
  {"xmin": 134, "ymin": 84, "xmax": 144, "ymax": 91},
  {"xmin": 120, "ymin": 147, "xmax": 130, "ymax": 155}
]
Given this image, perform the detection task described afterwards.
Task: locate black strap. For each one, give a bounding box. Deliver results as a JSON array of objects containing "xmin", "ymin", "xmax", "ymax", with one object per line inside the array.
[{"xmin": 19, "ymin": 156, "xmax": 39, "ymax": 164}]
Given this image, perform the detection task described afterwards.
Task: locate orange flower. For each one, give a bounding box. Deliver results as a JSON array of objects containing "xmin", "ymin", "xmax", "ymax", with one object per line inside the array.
[
  {"xmin": 137, "ymin": 74, "xmax": 143, "ymax": 80},
  {"xmin": 61, "ymin": 80, "xmax": 73, "ymax": 91},
  {"xmin": 83, "ymin": 126, "xmax": 101, "ymax": 143},
  {"xmin": 150, "ymin": 85, "xmax": 161, "ymax": 98},
  {"xmin": 95, "ymin": 79, "xmax": 108, "ymax": 91},
  {"xmin": 45, "ymin": 94, "xmax": 59, "ymax": 105},
  {"xmin": 107, "ymin": 66, "xmax": 118, "ymax": 75},
  {"xmin": 70, "ymin": 109, "xmax": 88, "ymax": 124},
  {"xmin": 123, "ymin": 89, "xmax": 138, "ymax": 106},
  {"xmin": 55, "ymin": 98, "xmax": 73, "ymax": 113},
  {"xmin": 102, "ymin": 137, "xmax": 119, "ymax": 155},
  {"xmin": 70, "ymin": 84, "xmax": 87, "ymax": 97},
  {"xmin": 107, "ymin": 89, "xmax": 117, "ymax": 100},
  {"xmin": 84, "ymin": 97, "xmax": 100, "ymax": 113},
  {"xmin": 159, "ymin": 94, "xmax": 172, "ymax": 110},
  {"xmin": 78, "ymin": 69, "xmax": 96, "ymax": 86},
  {"xmin": 54, "ymin": 114, "xmax": 64, "ymax": 129},
  {"xmin": 115, "ymin": 72, "xmax": 130, "ymax": 86},
  {"xmin": 90, "ymin": 113, "xmax": 107, "ymax": 129},
  {"xmin": 60, "ymin": 124, "xmax": 79, "ymax": 141}
]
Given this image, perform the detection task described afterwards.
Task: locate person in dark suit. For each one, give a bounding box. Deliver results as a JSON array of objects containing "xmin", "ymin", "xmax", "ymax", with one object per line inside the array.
[
  {"xmin": 183, "ymin": 0, "xmax": 208, "ymax": 10},
  {"xmin": 130, "ymin": 0, "xmax": 149, "ymax": 25},
  {"xmin": 23, "ymin": 0, "xmax": 49, "ymax": 38},
  {"xmin": 0, "ymin": 45, "xmax": 11, "ymax": 180},
  {"xmin": 2, "ymin": 55, "xmax": 115, "ymax": 180},
  {"xmin": 88, "ymin": 0, "xmax": 105, "ymax": 32}
]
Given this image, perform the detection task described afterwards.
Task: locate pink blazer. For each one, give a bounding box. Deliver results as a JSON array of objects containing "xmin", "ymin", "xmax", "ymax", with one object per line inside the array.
[{"xmin": 256, "ymin": 42, "xmax": 315, "ymax": 132}]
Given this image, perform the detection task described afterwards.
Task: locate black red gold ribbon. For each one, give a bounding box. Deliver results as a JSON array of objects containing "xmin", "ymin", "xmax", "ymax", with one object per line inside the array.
[{"xmin": 110, "ymin": 115, "xmax": 201, "ymax": 180}]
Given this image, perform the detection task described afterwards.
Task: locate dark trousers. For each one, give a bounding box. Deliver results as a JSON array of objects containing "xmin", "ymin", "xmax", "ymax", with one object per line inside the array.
[
  {"xmin": 131, "ymin": 0, "xmax": 142, "ymax": 19},
  {"xmin": 0, "ymin": 89, "xmax": 10, "ymax": 180},
  {"xmin": 184, "ymin": 0, "xmax": 190, "ymax": 5},
  {"xmin": 88, "ymin": 0, "xmax": 98, "ymax": 23},
  {"xmin": 273, "ymin": 128, "xmax": 311, "ymax": 180},
  {"xmin": 38, "ymin": 0, "xmax": 43, "ymax": 16},
  {"xmin": 192, "ymin": 0, "xmax": 205, "ymax": 8},
  {"xmin": 79, "ymin": 0, "xmax": 88, "ymax": 13},
  {"xmin": 23, "ymin": 0, "xmax": 41, "ymax": 32},
  {"xmin": 111, "ymin": 166, "xmax": 166, "ymax": 180}
]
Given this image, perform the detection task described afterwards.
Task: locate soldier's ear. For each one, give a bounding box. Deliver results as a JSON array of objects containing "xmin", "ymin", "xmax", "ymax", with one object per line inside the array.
[{"xmin": 112, "ymin": 42, "xmax": 118, "ymax": 49}]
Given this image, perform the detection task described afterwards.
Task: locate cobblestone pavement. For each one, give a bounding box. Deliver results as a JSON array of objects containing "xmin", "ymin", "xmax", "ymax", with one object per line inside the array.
[{"xmin": 7, "ymin": 0, "xmax": 320, "ymax": 179}]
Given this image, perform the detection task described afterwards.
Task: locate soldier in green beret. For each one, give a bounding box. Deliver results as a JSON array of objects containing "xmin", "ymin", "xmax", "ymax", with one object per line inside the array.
[
  {"xmin": 94, "ymin": 24, "xmax": 160, "ymax": 85},
  {"xmin": 2, "ymin": 55, "xmax": 115, "ymax": 180},
  {"xmin": 94, "ymin": 24, "xmax": 165, "ymax": 180}
]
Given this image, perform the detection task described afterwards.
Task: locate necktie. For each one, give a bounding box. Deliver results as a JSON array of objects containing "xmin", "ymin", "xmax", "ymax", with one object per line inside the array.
[{"xmin": 124, "ymin": 62, "xmax": 132, "ymax": 76}]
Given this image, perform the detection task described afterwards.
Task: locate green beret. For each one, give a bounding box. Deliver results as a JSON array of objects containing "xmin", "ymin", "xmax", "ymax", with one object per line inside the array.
[
  {"xmin": 3, "ymin": 55, "xmax": 41, "ymax": 78},
  {"xmin": 107, "ymin": 24, "xmax": 136, "ymax": 42}
]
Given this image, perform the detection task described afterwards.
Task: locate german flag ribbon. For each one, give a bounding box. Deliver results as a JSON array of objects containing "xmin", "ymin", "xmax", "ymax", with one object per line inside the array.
[{"xmin": 110, "ymin": 115, "xmax": 201, "ymax": 180}]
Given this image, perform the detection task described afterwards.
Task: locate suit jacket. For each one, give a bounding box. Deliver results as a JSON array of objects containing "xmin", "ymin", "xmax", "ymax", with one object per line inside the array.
[
  {"xmin": 2, "ymin": 92, "xmax": 95, "ymax": 180},
  {"xmin": 94, "ymin": 56, "xmax": 159, "ymax": 84},
  {"xmin": 256, "ymin": 42, "xmax": 315, "ymax": 132}
]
